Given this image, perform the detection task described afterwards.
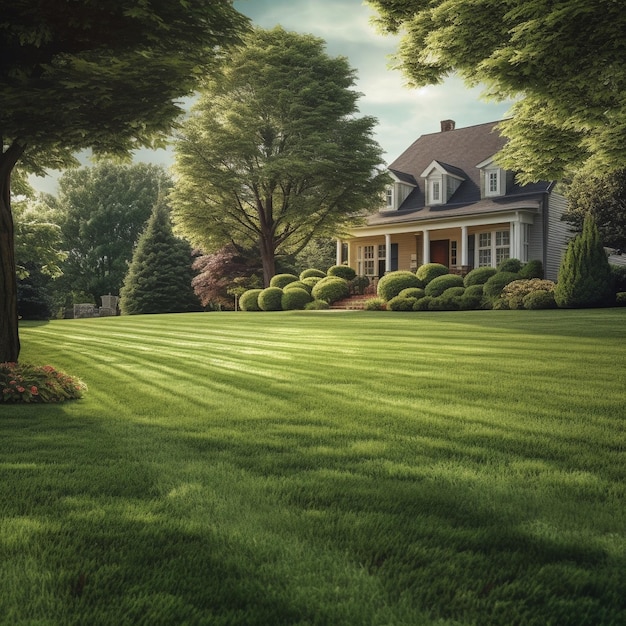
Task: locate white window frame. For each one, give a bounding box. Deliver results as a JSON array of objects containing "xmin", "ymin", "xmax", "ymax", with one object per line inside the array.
[
  {"xmin": 357, "ymin": 245, "xmax": 376, "ymax": 277},
  {"xmin": 476, "ymin": 229, "xmax": 510, "ymax": 267},
  {"xmin": 385, "ymin": 187, "xmax": 393, "ymax": 209},
  {"xmin": 431, "ymin": 180, "xmax": 441, "ymax": 204}
]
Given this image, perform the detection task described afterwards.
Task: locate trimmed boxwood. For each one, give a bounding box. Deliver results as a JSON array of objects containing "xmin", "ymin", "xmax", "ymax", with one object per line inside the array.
[
  {"xmin": 327, "ymin": 265, "xmax": 356, "ymax": 280},
  {"xmin": 258, "ymin": 286, "xmax": 284, "ymax": 311},
  {"xmin": 483, "ymin": 272, "xmax": 520, "ymax": 300},
  {"xmin": 364, "ymin": 297, "xmax": 387, "ymax": 311},
  {"xmin": 301, "ymin": 276, "xmax": 323, "ymax": 288},
  {"xmin": 284, "ymin": 280, "xmax": 312, "ymax": 293},
  {"xmin": 464, "ymin": 284, "xmax": 484, "ymax": 297},
  {"xmin": 615, "ymin": 292, "xmax": 626, "ymax": 306},
  {"xmin": 416, "ymin": 263, "xmax": 449, "ymax": 285},
  {"xmin": 239, "ymin": 289, "xmax": 262, "ymax": 311},
  {"xmin": 519, "ymin": 259, "xmax": 544, "ymax": 279},
  {"xmin": 311, "ymin": 276, "xmax": 349, "ymax": 303},
  {"xmin": 413, "ymin": 296, "xmax": 433, "ymax": 311},
  {"xmin": 350, "ymin": 275, "xmax": 370, "ymax": 295},
  {"xmin": 523, "ymin": 290, "xmax": 557, "ymax": 309},
  {"xmin": 377, "ymin": 271, "xmax": 423, "ymax": 300},
  {"xmin": 424, "ymin": 273, "xmax": 464, "ymax": 297},
  {"xmin": 399, "ymin": 287, "xmax": 425, "ymax": 299},
  {"xmin": 281, "ymin": 288, "xmax": 312, "ymax": 310},
  {"xmin": 388, "ymin": 296, "xmax": 418, "ymax": 311},
  {"xmin": 463, "ymin": 266, "xmax": 497, "ymax": 286},
  {"xmin": 270, "ymin": 273, "xmax": 299, "ymax": 288},
  {"xmin": 497, "ymin": 258, "xmax": 523, "ymax": 273},
  {"xmin": 305, "ymin": 299, "xmax": 330, "ymax": 310},
  {"xmin": 299, "ymin": 268, "xmax": 326, "ymax": 280}
]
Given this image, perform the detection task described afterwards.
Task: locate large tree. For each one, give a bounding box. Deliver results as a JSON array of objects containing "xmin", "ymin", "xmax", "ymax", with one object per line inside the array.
[
  {"xmin": 50, "ymin": 162, "xmax": 173, "ymax": 305},
  {"xmin": 367, "ymin": 0, "xmax": 626, "ymax": 182},
  {"xmin": 0, "ymin": 0, "xmax": 248, "ymax": 361},
  {"xmin": 170, "ymin": 27, "xmax": 387, "ymax": 287}
]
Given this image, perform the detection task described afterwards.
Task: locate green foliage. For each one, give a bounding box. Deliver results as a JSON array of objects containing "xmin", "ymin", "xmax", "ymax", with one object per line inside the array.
[
  {"xmin": 611, "ymin": 265, "xmax": 626, "ymax": 293},
  {"xmin": 349, "ymin": 275, "xmax": 370, "ymax": 295},
  {"xmin": 294, "ymin": 238, "xmax": 336, "ymax": 275},
  {"xmin": 555, "ymin": 213, "xmax": 614, "ymax": 308},
  {"xmin": 1, "ymin": 362, "xmax": 86, "ymax": 403},
  {"xmin": 377, "ymin": 271, "xmax": 423, "ymax": 300},
  {"xmin": 413, "ymin": 296, "xmax": 433, "ymax": 311},
  {"xmin": 170, "ymin": 27, "xmax": 387, "ymax": 286},
  {"xmin": 523, "ymin": 290, "xmax": 557, "ymax": 310},
  {"xmin": 464, "ymin": 284, "xmax": 484, "ymax": 298},
  {"xmin": 283, "ymin": 280, "xmax": 312, "ymax": 294},
  {"xmin": 615, "ymin": 292, "xmax": 626, "ymax": 306},
  {"xmin": 364, "ymin": 297, "xmax": 387, "ymax": 311},
  {"xmin": 519, "ymin": 260, "xmax": 544, "ymax": 279},
  {"xmin": 387, "ymin": 296, "xmax": 418, "ymax": 311},
  {"xmin": 501, "ymin": 279, "xmax": 556, "ymax": 310},
  {"xmin": 311, "ymin": 276, "xmax": 349, "ymax": 304},
  {"xmin": 369, "ymin": 0, "xmax": 626, "ymax": 180},
  {"xmin": 239, "ymin": 289, "xmax": 263, "ymax": 311},
  {"xmin": 300, "ymin": 268, "xmax": 327, "ymax": 280},
  {"xmin": 327, "ymin": 265, "xmax": 356, "ymax": 280},
  {"xmin": 464, "ymin": 267, "xmax": 497, "ymax": 286},
  {"xmin": 416, "ymin": 263, "xmax": 448, "ymax": 285},
  {"xmin": 398, "ymin": 287, "xmax": 425, "ymax": 299},
  {"xmin": 304, "ymin": 299, "xmax": 330, "ymax": 310},
  {"xmin": 483, "ymin": 272, "xmax": 520, "ymax": 300},
  {"xmin": 496, "ymin": 258, "xmax": 522, "ymax": 274},
  {"xmin": 258, "ymin": 287, "xmax": 284, "ymax": 311},
  {"xmin": 424, "ymin": 274, "xmax": 464, "ymax": 297},
  {"xmin": 301, "ymin": 276, "xmax": 323, "ymax": 289},
  {"xmin": 460, "ymin": 292, "xmax": 483, "ymax": 310},
  {"xmin": 281, "ymin": 288, "xmax": 312, "ymax": 311},
  {"xmin": 119, "ymin": 201, "xmax": 201, "ymax": 315},
  {"xmin": 270, "ymin": 273, "xmax": 299, "ymax": 288}
]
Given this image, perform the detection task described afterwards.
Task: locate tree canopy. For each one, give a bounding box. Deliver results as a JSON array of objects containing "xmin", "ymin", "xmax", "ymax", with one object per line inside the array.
[
  {"xmin": 0, "ymin": 0, "xmax": 248, "ymax": 361},
  {"xmin": 367, "ymin": 0, "xmax": 626, "ymax": 182},
  {"xmin": 170, "ymin": 27, "xmax": 387, "ymax": 286}
]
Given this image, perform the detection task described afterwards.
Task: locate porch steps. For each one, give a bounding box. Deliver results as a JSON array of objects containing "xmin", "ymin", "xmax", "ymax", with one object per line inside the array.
[{"xmin": 329, "ymin": 294, "xmax": 370, "ymax": 310}]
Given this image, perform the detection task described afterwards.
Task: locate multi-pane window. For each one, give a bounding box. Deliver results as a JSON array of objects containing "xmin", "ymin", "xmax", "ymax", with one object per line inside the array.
[
  {"xmin": 432, "ymin": 181, "xmax": 440, "ymax": 202},
  {"xmin": 357, "ymin": 245, "xmax": 375, "ymax": 276},
  {"xmin": 495, "ymin": 230, "xmax": 510, "ymax": 264},
  {"xmin": 477, "ymin": 230, "xmax": 510, "ymax": 267},
  {"xmin": 478, "ymin": 233, "xmax": 492, "ymax": 267},
  {"xmin": 521, "ymin": 224, "xmax": 529, "ymax": 262},
  {"xmin": 488, "ymin": 171, "xmax": 499, "ymax": 194},
  {"xmin": 450, "ymin": 241, "xmax": 458, "ymax": 266},
  {"xmin": 386, "ymin": 188, "xmax": 393, "ymax": 208}
]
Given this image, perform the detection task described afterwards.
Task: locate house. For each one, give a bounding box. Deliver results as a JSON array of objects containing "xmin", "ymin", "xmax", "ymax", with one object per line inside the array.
[{"xmin": 337, "ymin": 120, "xmax": 568, "ymax": 281}]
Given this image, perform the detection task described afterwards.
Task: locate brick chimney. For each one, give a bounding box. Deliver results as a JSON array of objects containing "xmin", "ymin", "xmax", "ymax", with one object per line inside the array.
[{"xmin": 440, "ymin": 119, "xmax": 456, "ymax": 132}]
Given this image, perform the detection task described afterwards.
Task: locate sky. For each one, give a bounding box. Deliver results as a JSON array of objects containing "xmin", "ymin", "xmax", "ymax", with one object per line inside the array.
[{"xmin": 30, "ymin": 0, "xmax": 512, "ymax": 194}]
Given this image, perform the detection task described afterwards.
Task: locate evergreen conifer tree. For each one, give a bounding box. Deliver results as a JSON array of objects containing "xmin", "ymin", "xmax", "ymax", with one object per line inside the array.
[
  {"xmin": 554, "ymin": 213, "xmax": 614, "ymax": 308},
  {"xmin": 120, "ymin": 200, "xmax": 201, "ymax": 315}
]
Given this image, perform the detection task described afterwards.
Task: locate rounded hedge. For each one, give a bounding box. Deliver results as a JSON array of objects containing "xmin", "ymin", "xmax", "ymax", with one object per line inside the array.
[
  {"xmin": 239, "ymin": 289, "xmax": 263, "ymax": 311},
  {"xmin": 399, "ymin": 287, "xmax": 425, "ymax": 299},
  {"xmin": 497, "ymin": 258, "xmax": 523, "ymax": 273},
  {"xmin": 523, "ymin": 290, "xmax": 557, "ymax": 309},
  {"xmin": 413, "ymin": 296, "xmax": 433, "ymax": 311},
  {"xmin": 270, "ymin": 273, "xmax": 299, "ymax": 288},
  {"xmin": 311, "ymin": 276, "xmax": 349, "ymax": 303},
  {"xmin": 258, "ymin": 286, "xmax": 284, "ymax": 311},
  {"xmin": 615, "ymin": 292, "xmax": 626, "ymax": 306},
  {"xmin": 305, "ymin": 299, "xmax": 330, "ymax": 310},
  {"xmin": 377, "ymin": 271, "xmax": 423, "ymax": 300},
  {"xmin": 424, "ymin": 273, "xmax": 464, "ymax": 297},
  {"xmin": 483, "ymin": 272, "xmax": 520, "ymax": 299},
  {"xmin": 327, "ymin": 265, "xmax": 356, "ymax": 280},
  {"xmin": 388, "ymin": 296, "xmax": 418, "ymax": 311},
  {"xmin": 284, "ymin": 280, "xmax": 312, "ymax": 293},
  {"xmin": 364, "ymin": 297, "xmax": 387, "ymax": 311},
  {"xmin": 301, "ymin": 276, "xmax": 323, "ymax": 288},
  {"xmin": 464, "ymin": 284, "xmax": 484, "ymax": 297},
  {"xmin": 460, "ymin": 292, "xmax": 483, "ymax": 310},
  {"xmin": 464, "ymin": 266, "xmax": 497, "ymax": 286},
  {"xmin": 416, "ymin": 263, "xmax": 448, "ymax": 285},
  {"xmin": 350, "ymin": 275, "xmax": 370, "ymax": 295},
  {"xmin": 281, "ymin": 287, "xmax": 312, "ymax": 310},
  {"xmin": 300, "ymin": 268, "xmax": 326, "ymax": 280},
  {"xmin": 519, "ymin": 259, "xmax": 544, "ymax": 279}
]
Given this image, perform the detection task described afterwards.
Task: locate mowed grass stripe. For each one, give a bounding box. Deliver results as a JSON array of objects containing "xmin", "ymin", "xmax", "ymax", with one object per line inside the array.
[{"xmin": 2, "ymin": 309, "xmax": 625, "ymax": 625}]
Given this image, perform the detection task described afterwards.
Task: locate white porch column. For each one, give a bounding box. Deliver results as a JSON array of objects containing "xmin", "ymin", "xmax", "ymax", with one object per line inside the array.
[
  {"xmin": 510, "ymin": 220, "xmax": 521, "ymax": 259},
  {"xmin": 422, "ymin": 229, "xmax": 430, "ymax": 264},
  {"xmin": 385, "ymin": 233, "xmax": 392, "ymax": 273},
  {"xmin": 461, "ymin": 225, "xmax": 469, "ymax": 266},
  {"xmin": 336, "ymin": 239, "xmax": 342, "ymax": 265}
]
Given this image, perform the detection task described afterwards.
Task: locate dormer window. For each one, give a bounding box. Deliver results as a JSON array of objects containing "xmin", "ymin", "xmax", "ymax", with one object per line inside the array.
[
  {"xmin": 487, "ymin": 170, "xmax": 499, "ymax": 194},
  {"xmin": 386, "ymin": 187, "xmax": 393, "ymax": 208},
  {"xmin": 383, "ymin": 169, "xmax": 418, "ymax": 211},
  {"xmin": 477, "ymin": 156, "xmax": 506, "ymax": 198},
  {"xmin": 420, "ymin": 160, "xmax": 465, "ymax": 206},
  {"xmin": 431, "ymin": 181, "xmax": 441, "ymax": 203}
]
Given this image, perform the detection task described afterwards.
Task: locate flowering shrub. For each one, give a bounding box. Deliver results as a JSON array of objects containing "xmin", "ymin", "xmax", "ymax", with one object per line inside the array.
[
  {"xmin": 1, "ymin": 362, "xmax": 87, "ymax": 404},
  {"xmin": 501, "ymin": 279, "xmax": 556, "ymax": 309}
]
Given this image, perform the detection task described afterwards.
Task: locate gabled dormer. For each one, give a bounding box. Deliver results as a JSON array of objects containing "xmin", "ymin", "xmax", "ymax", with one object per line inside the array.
[
  {"xmin": 384, "ymin": 169, "xmax": 418, "ymax": 211},
  {"xmin": 420, "ymin": 160, "xmax": 465, "ymax": 206},
  {"xmin": 476, "ymin": 156, "xmax": 509, "ymax": 198}
]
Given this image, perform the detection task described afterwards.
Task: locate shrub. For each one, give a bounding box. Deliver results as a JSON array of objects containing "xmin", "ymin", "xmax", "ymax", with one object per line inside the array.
[
  {"xmin": 483, "ymin": 272, "xmax": 520, "ymax": 300},
  {"xmin": 416, "ymin": 263, "xmax": 448, "ymax": 285},
  {"xmin": 388, "ymin": 296, "xmax": 418, "ymax": 311},
  {"xmin": 311, "ymin": 276, "xmax": 349, "ymax": 303},
  {"xmin": 305, "ymin": 299, "xmax": 330, "ymax": 310},
  {"xmin": 464, "ymin": 284, "xmax": 484, "ymax": 297},
  {"xmin": 523, "ymin": 290, "xmax": 557, "ymax": 309},
  {"xmin": 284, "ymin": 280, "xmax": 312, "ymax": 293},
  {"xmin": 520, "ymin": 260, "xmax": 544, "ymax": 279},
  {"xmin": 301, "ymin": 276, "xmax": 323, "ymax": 288},
  {"xmin": 441, "ymin": 286, "xmax": 465, "ymax": 298},
  {"xmin": 501, "ymin": 279, "xmax": 556, "ymax": 309},
  {"xmin": 239, "ymin": 289, "xmax": 263, "ymax": 311},
  {"xmin": 424, "ymin": 274, "xmax": 464, "ymax": 297},
  {"xmin": 300, "ymin": 268, "xmax": 326, "ymax": 280},
  {"xmin": 460, "ymin": 292, "xmax": 482, "ymax": 310},
  {"xmin": 463, "ymin": 266, "xmax": 497, "ymax": 286},
  {"xmin": 258, "ymin": 287, "xmax": 284, "ymax": 311},
  {"xmin": 350, "ymin": 275, "xmax": 370, "ymax": 295},
  {"xmin": 398, "ymin": 287, "xmax": 425, "ymax": 299},
  {"xmin": 281, "ymin": 288, "xmax": 312, "ymax": 310},
  {"xmin": 364, "ymin": 297, "xmax": 387, "ymax": 311},
  {"xmin": 327, "ymin": 265, "xmax": 356, "ymax": 280},
  {"xmin": 377, "ymin": 271, "xmax": 423, "ymax": 300},
  {"xmin": 555, "ymin": 213, "xmax": 614, "ymax": 308},
  {"xmin": 610, "ymin": 265, "xmax": 626, "ymax": 293},
  {"xmin": 615, "ymin": 292, "xmax": 626, "ymax": 306},
  {"xmin": 413, "ymin": 296, "xmax": 433, "ymax": 311},
  {"xmin": 270, "ymin": 273, "xmax": 299, "ymax": 288},
  {"xmin": 497, "ymin": 258, "xmax": 523, "ymax": 273},
  {"xmin": 1, "ymin": 362, "xmax": 86, "ymax": 403}
]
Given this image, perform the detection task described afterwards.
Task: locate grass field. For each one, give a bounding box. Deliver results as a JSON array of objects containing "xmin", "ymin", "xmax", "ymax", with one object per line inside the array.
[{"xmin": 2, "ymin": 309, "xmax": 625, "ymax": 625}]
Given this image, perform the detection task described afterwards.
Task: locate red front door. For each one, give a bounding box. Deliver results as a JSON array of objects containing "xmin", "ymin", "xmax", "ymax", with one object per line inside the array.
[{"xmin": 430, "ymin": 239, "xmax": 450, "ymax": 267}]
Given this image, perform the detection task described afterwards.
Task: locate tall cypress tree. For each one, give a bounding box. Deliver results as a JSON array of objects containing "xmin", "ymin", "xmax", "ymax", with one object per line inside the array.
[
  {"xmin": 120, "ymin": 200, "xmax": 201, "ymax": 315},
  {"xmin": 555, "ymin": 213, "xmax": 614, "ymax": 308}
]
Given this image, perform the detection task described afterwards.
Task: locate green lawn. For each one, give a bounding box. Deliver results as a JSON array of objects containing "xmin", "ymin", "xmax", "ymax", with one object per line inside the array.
[{"xmin": 2, "ymin": 309, "xmax": 625, "ymax": 625}]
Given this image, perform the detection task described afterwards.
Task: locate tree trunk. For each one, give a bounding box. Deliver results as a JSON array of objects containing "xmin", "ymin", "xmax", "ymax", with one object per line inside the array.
[
  {"xmin": 0, "ymin": 141, "xmax": 26, "ymax": 363},
  {"xmin": 259, "ymin": 235, "xmax": 276, "ymax": 288}
]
